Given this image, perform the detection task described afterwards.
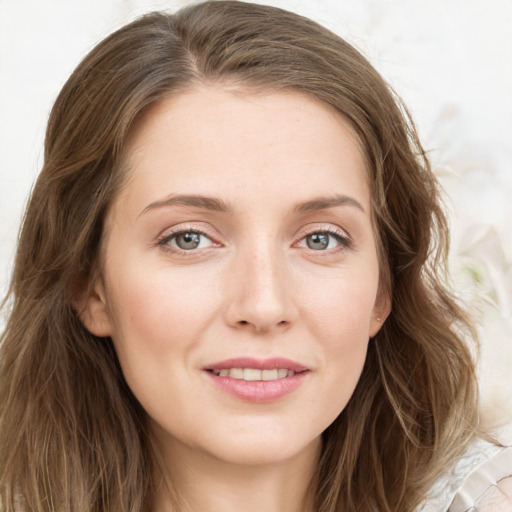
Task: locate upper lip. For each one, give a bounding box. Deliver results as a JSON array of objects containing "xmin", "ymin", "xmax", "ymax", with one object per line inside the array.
[{"xmin": 204, "ymin": 357, "xmax": 308, "ymax": 373}]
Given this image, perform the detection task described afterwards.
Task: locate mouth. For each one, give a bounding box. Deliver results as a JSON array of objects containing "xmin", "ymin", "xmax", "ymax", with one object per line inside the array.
[
  {"xmin": 208, "ymin": 368, "xmax": 297, "ymax": 380},
  {"xmin": 203, "ymin": 358, "xmax": 309, "ymax": 402}
]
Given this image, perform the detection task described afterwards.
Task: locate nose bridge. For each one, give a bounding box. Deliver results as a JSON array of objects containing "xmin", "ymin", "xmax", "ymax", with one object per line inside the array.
[
  {"xmin": 226, "ymin": 232, "xmax": 294, "ymax": 332},
  {"xmin": 248, "ymin": 240, "xmax": 284, "ymax": 300}
]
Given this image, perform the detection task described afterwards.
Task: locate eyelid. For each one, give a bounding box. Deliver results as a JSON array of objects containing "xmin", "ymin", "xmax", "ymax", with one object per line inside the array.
[
  {"xmin": 156, "ymin": 223, "xmax": 222, "ymax": 253},
  {"xmin": 294, "ymin": 224, "xmax": 353, "ymax": 251},
  {"xmin": 154, "ymin": 222, "xmax": 352, "ymax": 255}
]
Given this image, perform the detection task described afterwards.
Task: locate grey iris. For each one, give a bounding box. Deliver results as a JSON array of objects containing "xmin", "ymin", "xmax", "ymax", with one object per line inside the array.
[
  {"xmin": 176, "ymin": 232, "xmax": 201, "ymax": 250},
  {"xmin": 306, "ymin": 233, "xmax": 329, "ymax": 250}
]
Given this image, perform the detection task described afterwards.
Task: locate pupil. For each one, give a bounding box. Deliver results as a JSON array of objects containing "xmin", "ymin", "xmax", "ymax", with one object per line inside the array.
[
  {"xmin": 177, "ymin": 232, "xmax": 200, "ymax": 250},
  {"xmin": 307, "ymin": 233, "xmax": 329, "ymax": 250}
]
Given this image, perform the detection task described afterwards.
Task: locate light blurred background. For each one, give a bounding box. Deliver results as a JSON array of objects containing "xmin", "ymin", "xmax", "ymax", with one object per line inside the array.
[{"xmin": 1, "ymin": 0, "xmax": 511, "ymax": 438}]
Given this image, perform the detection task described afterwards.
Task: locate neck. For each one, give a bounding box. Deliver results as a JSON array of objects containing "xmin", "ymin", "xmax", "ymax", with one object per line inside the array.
[{"xmin": 151, "ymin": 431, "xmax": 321, "ymax": 512}]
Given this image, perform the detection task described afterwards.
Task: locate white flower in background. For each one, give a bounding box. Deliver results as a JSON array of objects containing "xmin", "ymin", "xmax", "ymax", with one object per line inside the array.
[
  {"xmin": 457, "ymin": 225, "xmax": 512, "ymax": 320},
  {"xmin": 426, "ymin": 106, "xmax": 512, "ymax": 436}
]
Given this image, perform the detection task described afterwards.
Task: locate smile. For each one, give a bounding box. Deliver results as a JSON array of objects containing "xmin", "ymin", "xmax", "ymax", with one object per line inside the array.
[
  {"xmin": 204, "ymin": 358, "xmax": 309, "ymax": 402},
  {"xmin": 209, "ymin": 368, "xmax": 295, "ymax": 380}
]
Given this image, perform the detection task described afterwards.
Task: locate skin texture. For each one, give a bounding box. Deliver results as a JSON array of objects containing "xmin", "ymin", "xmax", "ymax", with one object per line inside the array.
[{"xmin": 81, "ymin": 86, "xmax": 390, "ymax": 512}]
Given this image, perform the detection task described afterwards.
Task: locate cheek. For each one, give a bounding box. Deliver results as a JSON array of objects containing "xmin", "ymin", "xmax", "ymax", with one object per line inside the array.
[
  {"xmin": 301, "ymin": 270, "xmax": 377, "ymax": 410},
  {"xmin": 107, "ymin": 263, "xmax": 218, "ymax": 347},
  {"xmin": 303, "ymin": 267, "xmax": 378, "ymax": 342},
  {"xmin": 103, "ymin": 268, "xmax": 220, "ymax": 420},
  {"xmin": 103, "ymin": 263, "xmax": 222, "ymax": 402}
]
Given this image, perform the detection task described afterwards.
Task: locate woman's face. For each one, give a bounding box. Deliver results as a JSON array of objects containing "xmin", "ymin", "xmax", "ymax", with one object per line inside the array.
[{"xmin": 83, "ymin": 86, "xmax": 389, "ymax": 466}]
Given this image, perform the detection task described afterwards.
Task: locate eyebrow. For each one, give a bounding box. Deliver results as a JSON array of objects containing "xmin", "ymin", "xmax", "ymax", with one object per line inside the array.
[
  {"xmin": 140, "ymin": 193, "xmax": 365, "ymax": 217},
  {"xmin": 140, "ymin": 194, "xmax": 231, "ymax": 217},
  {"xmin": 294, "ymin": 194, "xmax": 365, "ymax": 214}
]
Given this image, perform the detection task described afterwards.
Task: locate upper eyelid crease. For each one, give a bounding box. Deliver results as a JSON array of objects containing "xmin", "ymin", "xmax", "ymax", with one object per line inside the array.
[
  {"xmin": 158, "ymin": 226, "xmax": 214, "ymax": 242},
  {"xmin": 299, "ymin": 223, "xmax": 351, "ymax": 238},
  {"xmin": 157, "ymin": 225, "xmax": 349, "ymax": 244},
  {"xmin": 156, "ymin": 227, "xmax": 351, "ymax": 256}
]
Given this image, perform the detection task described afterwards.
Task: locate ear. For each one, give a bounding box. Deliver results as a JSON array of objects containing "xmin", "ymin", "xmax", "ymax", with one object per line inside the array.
[
  {"xmin": 73, "ymin": 275, "xmax": 113, "ymax": 338},
  {"xmin": 369, "ymin": 287, "xmax": 391, "ymax": 338}
]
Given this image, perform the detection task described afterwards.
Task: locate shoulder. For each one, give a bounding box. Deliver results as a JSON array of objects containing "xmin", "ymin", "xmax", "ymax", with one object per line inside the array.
[
  {"xmin": 418, "ymin": 440, "xmax": 512, "ymax": 512},
  {"xmin": 448, "ymin": 445, "xmax": 512, "ymax": 512}
]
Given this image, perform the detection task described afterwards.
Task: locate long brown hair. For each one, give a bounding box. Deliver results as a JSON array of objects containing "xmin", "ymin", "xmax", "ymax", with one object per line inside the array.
[{"xmin": 0, "ymin": 2, "xmax": 479, "ymax": 511}]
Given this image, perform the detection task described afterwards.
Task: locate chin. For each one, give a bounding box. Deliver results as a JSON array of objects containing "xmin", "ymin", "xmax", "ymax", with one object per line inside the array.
[{"xmin": 199, "ymin": 430, "xmax": 322, "ymax": 467}]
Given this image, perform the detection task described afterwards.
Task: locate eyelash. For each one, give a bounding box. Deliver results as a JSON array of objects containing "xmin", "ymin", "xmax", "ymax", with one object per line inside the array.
[
  {"xmin": 156, "ymin": 226, "xmax": 219, "ymax": 255},
  {"xmin": 296, "ymin": 226, "xmax": 352, "ymax": 254},
  {"xmin": 156, "ymin": 225, "xmax": 352, "ymax": 255}
]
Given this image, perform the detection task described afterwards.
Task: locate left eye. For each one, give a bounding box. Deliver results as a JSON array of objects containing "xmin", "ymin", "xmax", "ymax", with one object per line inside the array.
[
  {"xmin": 165, "ymin": 231, "xmax": 213, "ymax": 251},
  {"xmin": 299, "ymin": 232, "xmax": 344, "ymax": 251}
]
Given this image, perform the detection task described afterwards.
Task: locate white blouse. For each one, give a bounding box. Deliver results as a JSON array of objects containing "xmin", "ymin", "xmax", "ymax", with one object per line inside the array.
[
  {"xmin": 420, "ymin": 441, "xmax": 512, "ymax": 512},
  {"xmin": 449, "ymin": 446, "xmax": 512, "ymax": 512}
]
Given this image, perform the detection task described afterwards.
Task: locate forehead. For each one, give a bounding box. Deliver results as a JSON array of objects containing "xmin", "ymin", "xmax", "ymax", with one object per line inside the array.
[{"xmin": 117, "ymin": 85, "xmax": 370, "ymax": 215}]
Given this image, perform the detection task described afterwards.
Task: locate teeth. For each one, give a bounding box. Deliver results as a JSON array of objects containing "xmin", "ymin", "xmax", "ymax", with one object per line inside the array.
[
  {"xmin": 243, "ymin": 368, "xmax": 261, "ymax": 381},
  {"xmin": 262, "ymin": 369, "xmax": 278, "ymax": 381},
  {"xmin": 211, "ymin": 368, "xmax": 296, "ymax": 381},
  {"xmin": 229, "ymin": 368, "xmax": 244, "ymax": 379}
]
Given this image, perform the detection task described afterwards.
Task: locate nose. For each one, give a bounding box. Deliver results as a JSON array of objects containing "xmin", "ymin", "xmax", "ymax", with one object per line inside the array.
[{"xmin": 224, "ymin": 243, "xmax": 296, "ymax": 334}]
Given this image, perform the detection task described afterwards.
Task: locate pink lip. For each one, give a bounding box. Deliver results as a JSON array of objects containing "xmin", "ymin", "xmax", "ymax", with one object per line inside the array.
[
  {"xmin": 204, "ymin": 357, "xmax": 308, "ymax": 372},
  {"xmin": 203, "ymin": 357, "xmax": 309, "ymax": 403}
]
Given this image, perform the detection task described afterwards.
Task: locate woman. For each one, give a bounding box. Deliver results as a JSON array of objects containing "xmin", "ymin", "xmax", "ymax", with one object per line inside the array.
[{"xmin": 0, "ymin": 2, "xmax": 510, "ymax": 511}]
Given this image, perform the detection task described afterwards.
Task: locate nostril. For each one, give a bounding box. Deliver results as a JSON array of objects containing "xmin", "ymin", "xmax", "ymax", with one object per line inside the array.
[{"xmin": 231, "ymin": 317, "xmax": 292, "ymax": 331}]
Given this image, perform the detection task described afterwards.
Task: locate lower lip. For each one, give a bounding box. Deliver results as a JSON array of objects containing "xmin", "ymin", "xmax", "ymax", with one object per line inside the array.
[{"xmin": 204, "ymin": 371, "xmax": 308, "ymax": 403}]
